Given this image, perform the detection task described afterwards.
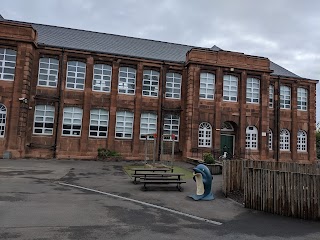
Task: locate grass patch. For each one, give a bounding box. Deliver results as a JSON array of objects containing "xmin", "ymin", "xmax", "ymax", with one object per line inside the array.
[{"xmin": 123, "ymin": 165, "xmax": 193, "ymax": 180}]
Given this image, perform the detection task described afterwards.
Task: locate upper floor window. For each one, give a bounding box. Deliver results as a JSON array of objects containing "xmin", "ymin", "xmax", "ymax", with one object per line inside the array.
[
  {"xmin": 118, "ymin": 67, "xmax": 136, "ymax": 95},
  {"xmin": 140, "ymin": 112, "xmax": 157, "ymax": 140},
  {"xmin": 33, "ymin": 105, "xmax": 55, "ymax": 135},
  {"xmin": 268, "ymin": 129, "xmax": 273, "ymax": 150},
  {"xmin": 37, "ymin": 58, "xmax": 59, "ymax": 87},
  {"xmin": 280, "ymin": 129, "xmax": 290, "ymax": 151},
  {"xmin": 163, "ymin": 114, "xmax": 180, "ymax": 141},
  {"xmin": 280, "ymin": 86, "xmax": 291, "ymax": 109},
  {"xmin": 297, "ymin": 88, "xmax": 308, "ymax": 111},
  {"xmin": 200, "ymin": 72, "xmax": 215, "ymax": 99},
  {"xmin": 115, "ymin": 111, "xmax": 134, "ymax": 139},
  {"xmin": 142, "ymin": 70, "xmax": 159, "ymax": 97},
  {"xmin": 62, "ymin": 107, "xmax": 83, "ymax": 136},
  {"xmin": 165, "ymin": 73, "xmax": 181, "ymax": 99},
  {"xmin": 297, "ymin": 130, "xmax": 307, "ymax": 152},
  {"xmin": 269, "ymin": 85, "xmax": 274, "ymax": 108},
  {"xmin": 93, "ymin": 64, "xmax": 112, "ymax": 92},
  {"xmin": 0, "ymin": 48, "xmax": 16, "ymax": 81},
  {"xmin": 198, "ymin": 122, "xmax": 212, "ymax": 147},
  {"xmin": 89, "ymin": 109, "xmax": 109, "ymax": 138},
  {"xmin": 223, "ymin": 75, "xmax": 238, "ymax": 102},
  {"xmin": 0, "ymin": 104, "xmax": 7, "ymax": 137},
  {"xmin": 246, "ymin": 78, "xmax": 260, "ymax": 103},
  {"xmin": 245, "ymin": 126, "xmax": 258, "ymax": 150},
  {"xmin": 66, "ymin": 61, "xmax": 86, "ymax": 90}
]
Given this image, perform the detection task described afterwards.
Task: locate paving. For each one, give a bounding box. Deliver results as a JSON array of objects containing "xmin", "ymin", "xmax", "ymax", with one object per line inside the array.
[{"xmin": 0, "ymin": 159, "xmax": 319, "ymax": 240}]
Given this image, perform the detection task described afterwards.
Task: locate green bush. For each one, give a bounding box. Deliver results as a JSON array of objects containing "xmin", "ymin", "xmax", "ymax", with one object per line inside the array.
[
  {"xmin": 97, "ymin": 148, "xmax": 121, "ymax": 158},
  {"xmin": 203, "ymin": 153, "xmax": 215, "ymax": 164}
]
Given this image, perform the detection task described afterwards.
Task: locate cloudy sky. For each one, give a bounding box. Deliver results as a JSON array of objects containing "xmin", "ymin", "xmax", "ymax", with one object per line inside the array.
[{"xmin": 2, "ymin": 0, "xmax": 320, "ymax": 119}]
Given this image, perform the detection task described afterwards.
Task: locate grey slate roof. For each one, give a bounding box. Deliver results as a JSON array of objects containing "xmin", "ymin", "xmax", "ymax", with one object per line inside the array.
[
  {"xmin": 0, "ymin": 16, "xmax": 302, "ymax": 78},
  {"xmin": 0, "ymin": 14, "xmax": 3, "ymax": 20}
]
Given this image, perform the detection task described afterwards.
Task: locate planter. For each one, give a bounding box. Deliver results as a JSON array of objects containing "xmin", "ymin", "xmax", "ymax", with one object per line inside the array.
[{"xmin": 206, "ymin": 163, "xmax": 222, "ymax": 175}]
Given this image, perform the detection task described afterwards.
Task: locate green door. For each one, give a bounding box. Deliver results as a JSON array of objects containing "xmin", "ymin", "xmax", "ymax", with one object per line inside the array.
[{"xmin": 220, "ymin": 135, "xmax": 234, "ymax": 157}]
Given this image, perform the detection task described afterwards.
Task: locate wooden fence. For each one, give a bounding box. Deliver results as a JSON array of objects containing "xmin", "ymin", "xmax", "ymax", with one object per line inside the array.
[{"xmin": 222, "ymin": 160, "xmax": 320, "ymax": 220}]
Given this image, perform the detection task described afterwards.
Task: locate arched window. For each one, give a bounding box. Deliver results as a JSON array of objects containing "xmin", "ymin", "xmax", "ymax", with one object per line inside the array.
[
  {"xmin": 245, "ymin": 126, "xmax": 258, "ymax": 150},
  {"xmin": 198, "ymin": 122, "xmax": 212, "ymax": 147},
  {"xmin": 0, "ymin": 104, "xmax": 7, "ymax": 137},
  {"xmin": 221, "ymin": 122, "xmax": 234, "ymax": 132},
  {"xmin": 280, "ymin": 129, "xmax": 290, "ymax": 151},
  {"xmin": 268, "ymin": 129, "xmax": 273, "ymax": 150},
  {"xmin": 297, "ymin": 130, "xmax": 307, "ymax": 152}
]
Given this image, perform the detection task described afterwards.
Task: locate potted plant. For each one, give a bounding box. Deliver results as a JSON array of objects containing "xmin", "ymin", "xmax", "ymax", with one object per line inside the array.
[{"xmin": 203, "ymin": 153, "xmax": 221, "ymax": 175}]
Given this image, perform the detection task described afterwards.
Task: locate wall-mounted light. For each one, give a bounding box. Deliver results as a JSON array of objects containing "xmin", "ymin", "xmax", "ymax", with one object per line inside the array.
[{"xmin": 18, "ymin": 97, "xmax": 28, "ymax": 104}]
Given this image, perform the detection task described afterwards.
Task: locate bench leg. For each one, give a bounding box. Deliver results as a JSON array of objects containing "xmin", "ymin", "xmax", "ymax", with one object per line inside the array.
[
  {"xmin": 177, "ymin": 184, "xmax": 183, "ymax": 192},
  {"xmin": 143, "ymin": 183, "xmax": 147, "ymax": 191}
]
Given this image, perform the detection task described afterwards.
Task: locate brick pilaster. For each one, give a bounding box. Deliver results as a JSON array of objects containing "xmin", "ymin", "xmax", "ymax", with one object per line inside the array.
[
  {"xmin": 260, "ymin": 73, "xmax": 270, "ymax": 160},
  {"xmin": 308, "ymin": 83, "xmax": 316, "ymax": 162},
  {"xmin": 213, "ymin": 67, "xmax": 223, "ymax": 152},
  {"xmin": 291, "ymin": 83, "xmax": 298, "ymax": 161},
  {"xmin": 239, "ymin": 71, "xmax": 247, "ymax": 157}
]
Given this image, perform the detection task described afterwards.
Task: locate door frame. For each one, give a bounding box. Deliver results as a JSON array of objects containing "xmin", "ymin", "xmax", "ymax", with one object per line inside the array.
[{"xmin": 220, "ymin": 134, "xmax": 235, "ymax": 155}]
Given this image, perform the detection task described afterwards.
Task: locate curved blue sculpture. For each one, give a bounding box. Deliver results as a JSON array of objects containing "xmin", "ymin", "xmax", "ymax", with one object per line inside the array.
[{"xmin": 189, "ymin": 164, "xmax": 214, "ymax": 201}]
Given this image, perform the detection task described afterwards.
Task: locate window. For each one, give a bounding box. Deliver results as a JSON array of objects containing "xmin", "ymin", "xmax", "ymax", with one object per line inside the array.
[
  {"xmin": 0, "ymin": 48, "xmax": 16, "ymax": 80},
  {"xmin": 223, "ymin": 75, "xmax": 238, "ymax": 101},
  {"xmin": 118, "ymin": 67, "xmax": 136, "ymax": 95},
  {"xmin": 0, "ymin": 104, "xmax": 7, "ymax": 137},
  {"xmin": 142, "ymin": 70, "xmax": 159, "ymax": 97},
  {"xmin": 297, "ymin": 88, "xmax": 308, "ymax": 111},
  {"xmin": 66, "ymin": 61, "xmax": 86, "ymax": 90},
  {"xmin": 246, "ymin": 126, "xmax": 258, "ymax": 150},
  {"xmin": 163, "ymin": 114, "xmax": 180, "ymax": 141},
  {"xmin": 269, "ymin": 85, "xmax": 274, "ymax": 108},
  {"xmin": 33, "ymin": 105, "xmax": 55, "ymax": 135},
  {"xmin": 115, "ymin": 111, "xmax": 134, "ymax": 139},
  {"xmin": 62, "ymin": 107, "xmax": 83, "ymax": 136},
  {"xmin": 246, "ymin": 78, "xmax": 260, "ymax": 103},
  {"xmin": 165, "ymin": 73, "xmax": 181, "ymax": 99},
  {"xmin": 89, "ymin": 109, "xmax": 109, "ymax": 138},
  {"xmin": 221, "ymin": 122, "xmax": 234, "ymax": 132},
  {"xmin": 37, "ymin": 58, "xmax": 59, "ymax": 87},
  {"xmin": 92, "ymin": 64, "xmax": 112, "ymax": 92},
  {"xmin": 297, "ymin": 130, "xmax": 307, "ymax": 152},
  {"xmin": 200, "ymin": 72, "xmax": 215, "ymax": 99},
  {"xmin": 268, "ymin": 129, "xmax": 273, "ymax": 150},
  {"xmin": 280, "ymin": 129, "xmax": 290, "ymax": 151},
  {"xmin": 280, "ymin": 86, "xmax": 291, "ymax": 109},
  {"xmin": 140, "ymin": 113, "xmax": 157, "ymax": 139},
  {"xmin": 198, "ymin": 122, "xmax": 212, "ymax": 147}
]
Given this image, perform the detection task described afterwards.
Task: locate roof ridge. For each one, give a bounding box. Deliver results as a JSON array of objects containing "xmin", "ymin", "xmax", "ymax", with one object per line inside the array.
[{"xmin": 4, "ymin": 18, "xmax": 197, "ymax": 49}]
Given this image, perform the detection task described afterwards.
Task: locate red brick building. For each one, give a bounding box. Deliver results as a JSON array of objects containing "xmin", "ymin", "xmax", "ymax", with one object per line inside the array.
[{"xmin": 0, "ymin": 15, "xmax": 317, "ymax": 162}]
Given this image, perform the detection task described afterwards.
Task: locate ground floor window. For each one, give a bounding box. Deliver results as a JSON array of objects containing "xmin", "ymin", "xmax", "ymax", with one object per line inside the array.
[
  {"xmin": 33, "ymin": 105, "xmax": 55, "ymax": 135},
  {"xmin": 89, "ymin": 109, "xmax": 109, "ymax": 138},
  {"xmin": 62, "ymin": 107, "xmax": 83, "ymax": 136},
  {"xmin": 115, "ymin": 111, "xmax": 134, "ymax": 139},
  {"xmin": 280, "ymin": 129, "xmax": 290, "ymax": 151},
  {"xmin": 246, "ymin": 126, "xmax": 258, "ymax": 150},
  {"xmin": 198, "ymin": 122, "xmax": 212, "ymax": 147},
  {"xmin": 140, "ymin": 112, "xmax": 157, "ymax": 140},
  {"xmin": 0, "ymin": 104, "xmax": 7, "ymax": 137},
  {"xmin": 268, "ymin": 129, "xmax": 273, "ymax": 150},
  {"xmin": 163, "ymin": 114, "xmax": 179, "ymax": 141},
  {"xmin": 297, "ymin": 130, "xmax": 307, "ymax": 152}
]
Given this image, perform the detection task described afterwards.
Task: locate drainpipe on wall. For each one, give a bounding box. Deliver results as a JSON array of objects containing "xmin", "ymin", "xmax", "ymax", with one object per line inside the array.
[{"xmin": 53, "ymin": 48, "xmax": 65, "ymax": 158}]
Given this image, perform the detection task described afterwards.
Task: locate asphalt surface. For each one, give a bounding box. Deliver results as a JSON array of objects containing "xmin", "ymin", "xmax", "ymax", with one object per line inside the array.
[{"xmin": 0, "ymin": 159, "xmax": 319, "ymax": 240}]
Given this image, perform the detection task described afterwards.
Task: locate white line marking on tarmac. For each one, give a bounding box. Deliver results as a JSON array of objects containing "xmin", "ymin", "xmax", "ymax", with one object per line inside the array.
[{"xmin": 58, "ymin": 182, "xmax": 223, "ymax": 226}]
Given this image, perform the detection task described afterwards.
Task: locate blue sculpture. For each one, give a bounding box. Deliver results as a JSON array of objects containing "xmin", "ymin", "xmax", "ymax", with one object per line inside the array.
[{"xmin": 189, "ymin": 164, "xmax": 214, "ymax": 201}]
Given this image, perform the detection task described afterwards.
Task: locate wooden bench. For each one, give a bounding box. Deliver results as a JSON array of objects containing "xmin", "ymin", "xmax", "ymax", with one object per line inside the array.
[
  {"xmin": 132, "ymin": 172, "xmax": 182, "ymax": 184},
  {"xmin": 132, "ymin": 168, "xmax": 171, "ymax": 183}
]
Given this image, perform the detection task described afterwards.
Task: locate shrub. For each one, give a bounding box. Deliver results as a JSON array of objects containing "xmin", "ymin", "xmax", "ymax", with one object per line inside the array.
[
  {"xmin": 97, "ymin": 148, "xmax": 121, "ymax": 158},
  {"xmin": 203, "ymin": 152, "xmax": 215, "ymax": 164}
]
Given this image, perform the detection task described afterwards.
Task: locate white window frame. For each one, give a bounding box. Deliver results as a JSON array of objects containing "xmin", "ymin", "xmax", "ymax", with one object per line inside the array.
[
  {"xmin": 246, "ymin": 78, "xmax": 260, "ymax": 103},
  {"xmin": 115, "ymin": 111, "xmax": 134, "ymax": 139},
  {"xmin": 280, "ymin": 86, "xmax": 291, "ymax": 109},
  {"xmin": 199, "ymin": 72, "xmax": 215, "ymax": 99},
  {"xmin": 223, "ymin": 75, "xmax": 238, "ymax": 102},
  {"xmin": 118, "ymin": 67, "xmax": 136, "ymax": 95},
  {"xmin": 89, "ymin": 109, "xmax": 109, "ymax": 138},
  {"xmin": 163, "ymin": 114, "xmax": 180, "ymax": 141},
  {"xmin": 142, "ymin": 70, "xmax": 159, "ymax": 97},
  {"xmin": 165, "ymin": 73, "xmax": 181, "ymax": 99},
  {"xmin": 62, "ymin": 107, "xmax": 83, "ymax": 137},
  {"xmin": 0, "ymin": 104, "xmax": 7, "ymax": 138},
  {"xmin": 92, "ymin": 64, "xmax": 112, "ymax": 93},
  {"xmin": 0, "ymin": 48, "xmax": 16, "ymax": 81},
  {"xmin": 269, "ymin": 85, "xmax": 274, "ymax": 108},
  {"xmin": 297, "ymin": 88, "xmax": 308, "ymax": 111},
  {"xmin": 297, "ymin": 130, "xmax": 307, "ymax": 152},
  {"xmin": 246, "ymin": 126, "xmax": 258, "ymax": 150},
  {"xmin": 140, "ymin": 113, "xmax": 157, "ymax": 140},
  {"xmin": 66, "ymin": 61, "xmax": 86, "ymax": 90},
  {"xmin": 268, "ymin": 129, "xmax": 273, "ymax": 150},
  {"xmin": 37, "ymin": 58, "xmax": 59, "ymax": 87},
  {"xmin": 33, "ymin": 105, "xmax": 55, "ymax": 135},
  {"xmin": 280, "ymin": 129, "xmax": 290, "ymax": 151},
  {"xmin": 198, "ymin": 122, "xmax": 212, "ymax": 147}
]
